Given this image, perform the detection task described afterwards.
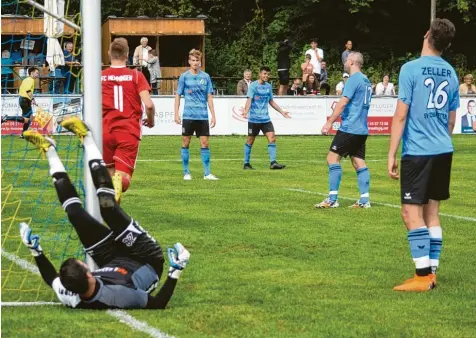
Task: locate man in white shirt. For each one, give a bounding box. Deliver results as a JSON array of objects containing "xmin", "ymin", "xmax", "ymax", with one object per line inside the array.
[
  {"xmin": 133, "ymin": 37, "xmax": 152, "ymax": 85},
  {"xmin": 335, "ymin": 73, "xmax": 349, "ymax": 95},
  {"xmin": 305, "ymin": 38, "xmax": 324, "ymax": 81},
  {"xmin": 375, "ymin": 75, "xmax": 396, "ymax": 95}
]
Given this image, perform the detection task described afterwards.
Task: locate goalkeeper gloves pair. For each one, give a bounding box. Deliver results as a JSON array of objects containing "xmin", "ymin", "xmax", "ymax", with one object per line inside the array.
[
  {"xmin": 19, "ymin": 222, "xmax": 43, "ymax": 257},
  {"xmin": 167, "ymin": 243, "xmax": 190, "ymax": 279}
]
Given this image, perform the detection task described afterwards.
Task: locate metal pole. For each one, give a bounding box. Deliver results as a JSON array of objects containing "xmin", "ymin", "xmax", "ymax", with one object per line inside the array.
[
  {"xmin": 431, "ymin": 0, "xmax": 436, "ymax": 22},
  {"xmin": 81, "ymin": 0, "xmax": 103, "ymax": 231},
  {"xmin": 26, "ymin": 0, "xmax": 81, "ymax": 31}
]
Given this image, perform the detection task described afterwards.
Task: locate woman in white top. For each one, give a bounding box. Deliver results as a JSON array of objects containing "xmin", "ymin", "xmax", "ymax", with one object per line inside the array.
[{"xmin": 375, "ymin": 75, "xmax": 395, "ymax": 95}]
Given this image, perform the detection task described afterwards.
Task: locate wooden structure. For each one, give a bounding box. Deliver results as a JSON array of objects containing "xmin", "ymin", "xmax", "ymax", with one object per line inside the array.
[
  {"xmin": 1, "ymin": 15, "xmax": 75, "ymax": 35},
  {"xmin": 101, "ymin": 17, "xmax": 206, "ymax": 94},
  {"xmin": 1, "ymin": 15, "xmax": 75, "ymax": 93}
]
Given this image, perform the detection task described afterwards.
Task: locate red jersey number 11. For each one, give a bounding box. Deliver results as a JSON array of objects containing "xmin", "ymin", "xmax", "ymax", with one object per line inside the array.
[{"xmin": 114, "ymin": 85, "xmax": 124, "ymax": 112}]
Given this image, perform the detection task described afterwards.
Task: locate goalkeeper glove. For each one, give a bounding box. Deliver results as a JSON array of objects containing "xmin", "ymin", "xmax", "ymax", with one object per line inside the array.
[
  {"xmin": 19, "ymin": 222, "xmax": 43, "ymax": 257},
  {"xmin": 167, "ymin": 243, "xmax": 190, "ymax": 279}
]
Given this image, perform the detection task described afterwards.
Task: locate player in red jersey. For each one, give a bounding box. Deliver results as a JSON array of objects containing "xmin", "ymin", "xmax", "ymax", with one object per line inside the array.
[{"xmin": 101, "ymin": 38, "xmax": 155, "ymax": 202}]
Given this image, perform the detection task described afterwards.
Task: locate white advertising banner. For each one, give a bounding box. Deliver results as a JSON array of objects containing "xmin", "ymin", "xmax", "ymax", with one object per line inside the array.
[{"xmin": 2, "ymin": 95, "xmax": 475, "ymax": 135}]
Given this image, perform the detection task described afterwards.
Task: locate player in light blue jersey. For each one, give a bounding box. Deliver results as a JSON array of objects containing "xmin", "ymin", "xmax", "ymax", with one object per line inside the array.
[
  {"xmin": 388, "ymin": 19, "xmax": 458, "ymax": 292},
  {"xmin": 316, "ymin": 52, "xmax": 372, "ymax": 209},
  {"xmin": 175, "ymin": 49, "xmax": 218, "ymax": 181},
  {"xmin": 241, "ymin": 66, "xmax": 291, "ymax": 170}
]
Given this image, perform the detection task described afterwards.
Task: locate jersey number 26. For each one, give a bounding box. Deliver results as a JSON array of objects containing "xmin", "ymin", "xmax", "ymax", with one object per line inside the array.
[{"xmin": 424, "ymin": 78, "xmax": 449, "ymax": 109}]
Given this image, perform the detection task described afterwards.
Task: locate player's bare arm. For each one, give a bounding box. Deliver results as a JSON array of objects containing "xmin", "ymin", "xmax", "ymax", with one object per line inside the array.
[
  {"xmin": 321, "ymin": 96, "xmax": 349, "ymax": 134},
  {"xmin": 139, "ymin": 90, "xmax": 155, "ymax": 128},
  {"xmin": 241, "ymin": 98, "xmax": 252, "ymax": 118},
  {"xmin": 174, "ymin": 94, "xmax": 182, "ymax": 125},
  {"xmin": 269, "ymin": 100, "xmax": 291, "ymax": 118},
  {"xmin": 207, "ymin": 93, "xmax": 216, "ymax": 128},
  {"xmin": 448, "ymin": 110, "xmax": 456, "ymax": 136},
  {"xmin": 388, "ymin": 100, "xmax": 409, "ymax": 179}
]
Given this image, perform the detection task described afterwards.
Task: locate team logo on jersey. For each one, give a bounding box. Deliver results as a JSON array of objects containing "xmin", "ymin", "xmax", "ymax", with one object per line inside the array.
[
  {"xmin": 198, "ymin": 78, "xmax": 206, "ymax": 86},
  {"xmin": 122, "ymin": 232, "xmax": 137, "ymax": 247}
]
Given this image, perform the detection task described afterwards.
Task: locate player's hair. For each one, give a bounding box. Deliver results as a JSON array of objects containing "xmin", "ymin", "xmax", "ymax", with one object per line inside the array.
[
  {"xmin": 428, "ymin": 18, "xmax": 455, "ymax": 53},
  {"xmin": 28, "ymin": 67, "xmax": 39, "ymax": 75},
  {"xmin": 109, "ymin": 38, "xmax": 129, "ymax": 61},
  {"xmin": 189, "ymin": 49, "xmax": 202, "ymax": 60},
  {"xmin": 348, "ymin": 52, "xmax": 364, "ymax": 66},
  {"xmin": 60, "ymin": 258, "xmax": 90, "ymax": 294},
  {"xmin": 260, "ymin": 66, "xmax": 271, "ymax": 73},
  {"xmin": 310, "ymin": 38, "xmax": 318, "ymax": 43},
  {"xmin": 305, "ymin": 54, "xmax": 311, "ymax": 60},
  {"xmin": 149, "ymin": 49, "xmax": 158, "ymax": 57}
]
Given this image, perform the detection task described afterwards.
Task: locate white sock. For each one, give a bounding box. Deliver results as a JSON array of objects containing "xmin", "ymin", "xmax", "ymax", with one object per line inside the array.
[
  {"xmin": 46, "ymin": 147, "xmax": 65, "ymax": 176},
  {"xmin": 83, "ymin": 132, "xmax": 102, "ymax": 162},
  {"xmin": 429, "ymin": 226, "xmax": 443, "ymax": 274}
]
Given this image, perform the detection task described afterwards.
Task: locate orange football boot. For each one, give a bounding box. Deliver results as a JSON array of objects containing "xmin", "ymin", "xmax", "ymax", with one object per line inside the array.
[{"xmin": 393, "ymin": 275, "xmax": 435, "ymax": 292}]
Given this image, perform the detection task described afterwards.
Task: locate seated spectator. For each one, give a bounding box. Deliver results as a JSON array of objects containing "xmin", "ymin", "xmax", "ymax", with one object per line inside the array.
[
  {"xmin": 375, "ymin": 75, "xmax": 396, "ymax": 95},
  {"xmin": 237, "ymin": 69, "xmax": 252, "ymax": 95},
  {"xmin": 304, "ymin": 74, "xmax": 320, "ymax": 95},
  {"xmin": 287, "ymin": 78, "xmax": 303, "ymax": 96},
  {"xmin": 2, "ymin": 50, "xmax": 10, "ymax": 59},
  {"xmin": 336, "ymin": 73, "xmax": 349, "ymax": 95},
  {"xmin": 133, "ymin": 37, "xmax": 152, "ymax": 85},
  {"xmin": 460, "ymin": 74, "xmax": 476, "ymax": 95},
  {"xmin": 319, "ymin": 61, "xmax": 330, "ymax": 95},
  {"xmin": 301, "ymin": 54, "xmax": 314, "ymax": 83},
  {"xmin": 147, "ymin": 49, "xmax": 161, "ymax": 95}
]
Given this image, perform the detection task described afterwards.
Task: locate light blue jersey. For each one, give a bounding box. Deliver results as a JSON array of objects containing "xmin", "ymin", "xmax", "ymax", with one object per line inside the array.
[
  {"xmin": 339, "ymin": 72, "xmax": 372, "ymax": 135},
  {"xmin": 177, "ymin": 70, "xmax": 213, "ymax": 120},
  {"xmin": 247, "ymin": 81, "xmax": 273, "ymax": 123},
  {"xmin": 399, "ymin": 56, "xmax": 459, "ymax": 156}
]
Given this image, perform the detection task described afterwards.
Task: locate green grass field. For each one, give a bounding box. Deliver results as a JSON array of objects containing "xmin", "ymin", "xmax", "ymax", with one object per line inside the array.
[{"xmin": 2, "ymin": 135, "xmax": 476, "ymax": 338}]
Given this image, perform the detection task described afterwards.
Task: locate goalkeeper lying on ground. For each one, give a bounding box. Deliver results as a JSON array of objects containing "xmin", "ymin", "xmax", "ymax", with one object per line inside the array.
[{"xmin": 20, "ymin": 118, "xmax": 190, "ymax": 309}]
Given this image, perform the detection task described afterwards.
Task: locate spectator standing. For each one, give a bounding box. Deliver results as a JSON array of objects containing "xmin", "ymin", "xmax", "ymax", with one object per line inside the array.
[
  {"xmin": 301, "ymin": 54, "xmax": 314, "ymax": 83},
  {"xmin": 133, "ymin": 37, "xmax": 152, "ymax": 85},
  {"xmin": 375, "ymin": 75, "xmax": 396, "ymax": 95},
  {"xmin": 336, "ymin": 73, "xmax": 349, "ymax": 95},
  {"xmin": 459, "ymin": 74, "xmax": 476, "ymax": 95},
  {"xmin": 63, "ymin": 42, "xmax": 80, "ymax": 93},
  {"xmin": 342, "ymin": 40, "xmax": 353, "ymax": 67},
  {"xmin": 277, "ymin": 39, "xmax": 292, "ymax": 95},
  {"xmin": 237, "ymin": 70, "xmax": 252, "ymax": 95},
  {"xmin": 320, "ymin": 61, "xmax": 330, "ymax": 95},
  {"xmin": 147, "ymin": 49, "xmax": 161, "ymax": 95},
  {"xmin": 305, "ymin": 38, "xmax": 324, "ymax": 81},
  {"xmin": 287, "ymin": 78, "xmax": 303, "ymax": 95}
]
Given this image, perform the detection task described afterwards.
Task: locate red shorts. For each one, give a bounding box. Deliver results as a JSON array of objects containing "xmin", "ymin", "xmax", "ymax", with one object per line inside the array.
[{"xmin": 103, "ymin": 131, "xmax": 140, "ymax": 176}]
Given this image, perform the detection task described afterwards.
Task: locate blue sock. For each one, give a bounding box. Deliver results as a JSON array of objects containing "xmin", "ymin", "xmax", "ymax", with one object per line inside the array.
[
  {"xmin": 200, "ymin": 147, "xmax": 211, "ymax": 176},
  {"xmin": 268, "ymin": 143, "xmax": 277, "ymax": 163},
  {"xmin": 181, "ymin": 147, "xmax": 190, "ymax": 175},
  {"xmin": 408, "ymin": 227, "xmax": 431, "ymax": 276},
  {"xmin": 328, "ymin": 164, "xmax": 342, "ymax": 202},
  {"xmin": 356, "ymin": 167, "xmax": 370, "ymax": 204},
  {"xmin": 244, "ymin": 143, "xmax": 252, "ymax": 164},
  {"xmin": 429, "ymin": 226, "xmax": 443, "ymax": 274}
]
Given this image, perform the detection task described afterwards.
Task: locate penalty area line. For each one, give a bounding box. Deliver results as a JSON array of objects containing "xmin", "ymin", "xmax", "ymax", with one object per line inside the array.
[
  {"xmin": 0, "ymin": 249, "xmax": 175, "ymax": 338},
  {"xmin": 284, "ymin": 188, "xmax": 476, "ymax": 222}
]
